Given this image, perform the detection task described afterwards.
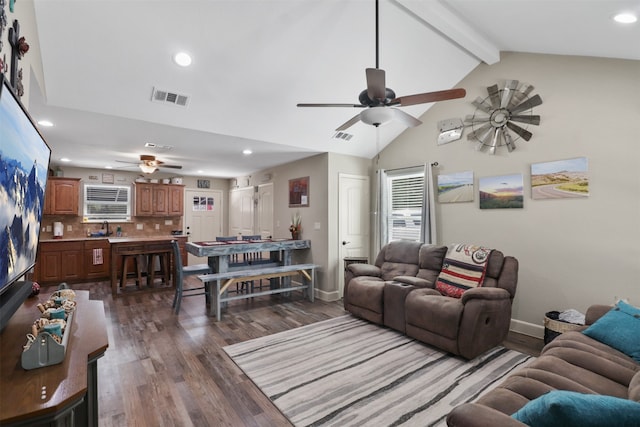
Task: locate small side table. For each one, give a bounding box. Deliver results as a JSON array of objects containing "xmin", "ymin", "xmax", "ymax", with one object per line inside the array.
[{"xmin": 344, "ymin": 256, "xmax": 369, "ymax": 272}]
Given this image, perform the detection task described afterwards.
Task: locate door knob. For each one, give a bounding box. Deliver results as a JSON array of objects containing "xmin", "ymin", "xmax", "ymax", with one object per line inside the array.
[{"xmin": 342, "ymin": 241, "xmax": 351, "ymax": 246}]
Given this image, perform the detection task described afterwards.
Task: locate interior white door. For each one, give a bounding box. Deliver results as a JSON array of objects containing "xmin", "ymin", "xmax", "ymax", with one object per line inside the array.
[
  {"xmin": 256, "ymin": 183, "xmax": 274, "ymax": 238},
  {"xmin": 184, "ymin": 189, "xmax": 223, "ymax": 265},
  {"xmin": 338, "ymin": 173, "xmax": 370, "ymax": 297},
  {"xmin": 229, "ymin": 186, "xmax": 255, "ymax": 238}
]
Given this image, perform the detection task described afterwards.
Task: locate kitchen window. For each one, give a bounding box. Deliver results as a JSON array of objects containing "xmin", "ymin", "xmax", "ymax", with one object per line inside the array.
[{"xmin": 83, "ymin": 184, "xmax": 131, "ymax": 222}]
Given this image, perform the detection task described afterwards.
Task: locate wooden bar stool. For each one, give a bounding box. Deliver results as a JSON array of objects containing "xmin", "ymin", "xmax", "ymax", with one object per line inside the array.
[
  {"xmin": 120, "ymin": 254, "xmax": 142, "ymax": 289},
  {"xmin": 147, "ymin": 252, "xmax": 171, "ymax": 287}
]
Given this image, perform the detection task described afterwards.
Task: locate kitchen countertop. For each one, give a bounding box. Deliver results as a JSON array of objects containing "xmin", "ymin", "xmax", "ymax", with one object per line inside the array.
[
  {"xmin": 107, "ymin": 235, "xmax": 187, "ymax": 244},
  {"xmin": 39, "ymin": 235, "xmax": 187, "ymax": 243}
]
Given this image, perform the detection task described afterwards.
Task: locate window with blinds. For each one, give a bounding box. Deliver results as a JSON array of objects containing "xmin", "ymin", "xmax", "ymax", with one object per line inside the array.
[
  {"xmin": 83, "ymin": 184, "xmax": 131, "ymax": 222},
  {"xmin": 387, "ymin": 172, "xmax": 424, "ymax": 242}
]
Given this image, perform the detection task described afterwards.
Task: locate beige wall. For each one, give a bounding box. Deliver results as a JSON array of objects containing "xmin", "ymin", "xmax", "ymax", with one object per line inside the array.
[
  {"xmin": 2, "ymin": 0, "xmax": 44, "ymax": 109},
  {"xmin": 238, "ymin": 152, "xmax": 371, "ymax": 300},
  {"xmin": 377, "ymin": 52, "xmax": 640, "ymax": 336}
]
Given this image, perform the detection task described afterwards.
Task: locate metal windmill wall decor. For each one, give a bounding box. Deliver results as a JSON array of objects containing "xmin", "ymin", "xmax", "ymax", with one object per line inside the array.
[{"xmin": 465, "ymin": 80, "xmax": 542, "ymax": 154}]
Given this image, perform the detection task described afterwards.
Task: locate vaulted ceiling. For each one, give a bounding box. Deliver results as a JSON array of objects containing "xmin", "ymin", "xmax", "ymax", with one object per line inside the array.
[{"xmin": 29, "ymin": 0, "xmax": 639, "ymax": 177}]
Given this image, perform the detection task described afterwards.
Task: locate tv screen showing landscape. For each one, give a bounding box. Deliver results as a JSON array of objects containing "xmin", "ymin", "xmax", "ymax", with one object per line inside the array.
[{"xmin": 0, "ymin": 73, "xmax": 51, "ymax": 295}]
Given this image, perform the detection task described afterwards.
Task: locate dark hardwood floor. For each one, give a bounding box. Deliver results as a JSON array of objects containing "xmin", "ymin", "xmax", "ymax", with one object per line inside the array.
[{"xmin": 43, "ymin": 279, "xmax": 543, "ymax": 426}]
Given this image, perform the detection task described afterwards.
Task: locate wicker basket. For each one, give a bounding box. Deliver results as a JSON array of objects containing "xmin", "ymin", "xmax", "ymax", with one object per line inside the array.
[{"xmin": 543, "ymin": 311, "xmax": 583, "ymax": 344}]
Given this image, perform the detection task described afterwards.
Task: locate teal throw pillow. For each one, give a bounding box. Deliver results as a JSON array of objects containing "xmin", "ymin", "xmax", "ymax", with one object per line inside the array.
[
  {"xmin": 582, "ymin": 300, "xmax": 640, "ymax": 363},
  {"xmin": 512, "ymin": 390, "xmax": 640, "ymax": 427}
]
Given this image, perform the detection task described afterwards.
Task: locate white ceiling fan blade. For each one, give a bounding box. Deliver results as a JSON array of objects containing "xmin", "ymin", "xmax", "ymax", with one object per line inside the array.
[
  {"xmin": 390, "ymin": 108, "xmax": 422, "ymax": 127},
  {"xmin": 336, "ymin": 113, "xmax": 362, "ymax": 131}
]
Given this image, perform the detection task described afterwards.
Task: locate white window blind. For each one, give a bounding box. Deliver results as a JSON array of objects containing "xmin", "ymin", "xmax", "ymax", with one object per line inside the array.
[
  {"xmin": 387, "ymin": 172, "xmax": 424, "ymax": 242},
  {"xmin": 83, "ymin": 184, "xmax": 131, "ymax": 222}
]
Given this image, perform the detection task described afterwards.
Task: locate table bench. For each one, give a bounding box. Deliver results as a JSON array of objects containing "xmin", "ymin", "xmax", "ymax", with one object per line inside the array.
[{"xmin": 199, "ymin": 263, "xmax": 318, "ymax": 320}]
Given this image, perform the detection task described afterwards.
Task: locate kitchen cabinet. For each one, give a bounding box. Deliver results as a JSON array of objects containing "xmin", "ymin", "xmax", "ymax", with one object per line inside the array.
[
  {"xmin": 84, "ymin": 239, "xmax": 111, "ymax": 280},
  {"xmin": 34, "ymin": 237, "xmax": 187, "ymax": 284},
  {"xmin": 44, "ymin": 177, "xmax": 80, "ymax": 215},
  {"xmin": 134, "ymin": 183, "xmax": 184, "ymax": 216},
  {"xmin": 34, "ymin": 241, "xmax": 83, "ymax": 283},
  {"xmin": 168, "ymin": 185, "xmax": 184, "ymax": 216}
]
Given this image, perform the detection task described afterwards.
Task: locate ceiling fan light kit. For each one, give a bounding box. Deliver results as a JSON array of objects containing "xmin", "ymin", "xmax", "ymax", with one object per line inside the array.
[
  {"xmin": 115, "ymin": 154, "xmax": 183, "ymax": 174},
  {"xmin": 465, "ymin": 80, "xmax": 542, "ymax": 155},
  {"xmin": 297, "ymin": 0, "xmax": 466, "ymax": 132},
  {"xmin": 360, "ymin": 106, "xmax": 394, "ymax": 127},
  {"xmin": 139, "ymin": 163, "xmax": 157, "ymax": 174}
]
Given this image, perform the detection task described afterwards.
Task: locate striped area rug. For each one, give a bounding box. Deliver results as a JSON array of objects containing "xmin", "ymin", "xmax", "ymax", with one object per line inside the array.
[{"xmin": 223, "ymin": 315, "xmax": 534, "ymax": 427}]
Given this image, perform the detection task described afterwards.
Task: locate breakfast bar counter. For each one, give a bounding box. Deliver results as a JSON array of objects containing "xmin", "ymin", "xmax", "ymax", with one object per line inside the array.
[{"xmin": 108, "ymin": 236, "xmax": 187, "ymax": 296}]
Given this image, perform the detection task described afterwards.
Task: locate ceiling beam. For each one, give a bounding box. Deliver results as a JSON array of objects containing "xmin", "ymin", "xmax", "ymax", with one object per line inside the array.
[{"xmin": 394, "ymin": 0, "xmax": 501, "ymax": 65}]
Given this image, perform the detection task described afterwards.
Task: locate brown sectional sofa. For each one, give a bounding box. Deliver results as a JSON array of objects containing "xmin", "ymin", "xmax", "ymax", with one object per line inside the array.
[
  {"xmin": 446, "ymin": 304, "xmax": 640, "ymax": 426},
  {"xmin": 344, "ymin": 240, "xmax": 519, "ymax": 359}
]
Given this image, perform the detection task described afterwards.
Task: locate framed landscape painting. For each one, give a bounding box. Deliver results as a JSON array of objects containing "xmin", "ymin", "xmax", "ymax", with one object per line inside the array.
[
  {"xmin": 437, "ymin": 171, "xmax": 474, "ymax": 203},
  {"xmin": 479, "ymin": 174, "xmax": 524, "ymax": 209},
  {"xmin": 531, "ymin": 157, "xmax": 589, "ymax": 199}
]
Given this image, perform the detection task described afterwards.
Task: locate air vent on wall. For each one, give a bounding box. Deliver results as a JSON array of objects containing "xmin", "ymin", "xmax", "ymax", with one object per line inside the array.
[{"xmin": 151, "ymin": 87, "xmax": 190, "ymax": 107}]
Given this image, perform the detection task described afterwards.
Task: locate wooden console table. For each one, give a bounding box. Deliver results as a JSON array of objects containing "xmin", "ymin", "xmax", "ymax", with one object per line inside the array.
[{"xmin": 0, "ymin": 290, "xmax": 108, "ymax": 426}]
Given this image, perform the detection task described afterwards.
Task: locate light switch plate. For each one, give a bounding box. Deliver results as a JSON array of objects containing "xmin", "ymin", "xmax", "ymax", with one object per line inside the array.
[
  {"xmin": 136, "ymin": 223, "xmax": 143, "ymax": 230},
  {"xmin": 314, "ymin": 222, "xmax": 321, "ymax": 230}
]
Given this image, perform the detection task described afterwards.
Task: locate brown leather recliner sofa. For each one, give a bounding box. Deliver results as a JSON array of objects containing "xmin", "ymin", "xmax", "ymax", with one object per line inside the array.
[
  {"xmin": 344, "ymin": 240, "xmax": 519, "ymax": 360},
  {"xmin": 446, "ymin": 304, "xmax": 640, "ymax": 426}
]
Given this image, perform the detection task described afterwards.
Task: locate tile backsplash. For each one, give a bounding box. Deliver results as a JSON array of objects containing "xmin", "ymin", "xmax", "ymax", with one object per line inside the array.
[{"xmin": 41, "ymin": 215, "xmax": 183, "ymax": 239}]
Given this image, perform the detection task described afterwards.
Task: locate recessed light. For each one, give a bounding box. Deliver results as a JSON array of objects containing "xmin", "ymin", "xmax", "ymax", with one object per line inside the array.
[
  {"xmin": 197, "ymin": 170, "xmax": 204, "ymax": 174},
  {"xmin": 60, "ymin": 158, "xmax": 71, "ymax": 162},
  {"xmin": 613, "ymin": 12, "xmax": 637, "ymax": 24},
  {"xmin": 38, "ymin": 120, "xmax": 54, "ymax": 127},
  {"xmin": 173, "ymin": 52, "xmax": 192, "ymax": 67},
  {"xmin": 105, "ymin": 165, "xmax": 113, "ymax": 169},
  {"xmin": 242, "ymin": 149, "xmax": 253, "ymax": 155}
]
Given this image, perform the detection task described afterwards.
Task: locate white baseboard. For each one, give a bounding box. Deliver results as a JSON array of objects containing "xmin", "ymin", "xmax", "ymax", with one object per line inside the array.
[
  {"xmin": 510, "ymin": 318, "xmax": 544, "ymax": 339},
  {"xmin": 315, "ymin": 289, "xmax": 341, "ymax": 302}
]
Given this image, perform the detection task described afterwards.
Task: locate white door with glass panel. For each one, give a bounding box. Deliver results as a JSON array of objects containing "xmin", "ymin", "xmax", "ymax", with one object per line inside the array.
[{"xmin": 184, "ymin": 189, "xmax": 223, "ymax": 265}]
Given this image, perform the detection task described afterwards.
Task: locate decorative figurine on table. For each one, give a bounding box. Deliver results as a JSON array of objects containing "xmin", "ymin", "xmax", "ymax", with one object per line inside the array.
[{"xmin": 289, "ymin": 212, "xmax": 301, "ymax": 240}]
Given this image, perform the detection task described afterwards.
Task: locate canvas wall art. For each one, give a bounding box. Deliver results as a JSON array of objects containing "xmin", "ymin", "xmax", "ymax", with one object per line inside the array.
[
  {"xmin": 437, "ymin": 171, "xmax": 474, "ymax": 203},
  {"xmin": 479, "ymin": 174, "xmax": 524, "ymax": 209},
  {"xmin": 531, "ymin": 157, "xmax": 589, "ymax": 199},
  {"xmin": 289, "ymin": 176, "xmax": 309, "ymax": 207}
]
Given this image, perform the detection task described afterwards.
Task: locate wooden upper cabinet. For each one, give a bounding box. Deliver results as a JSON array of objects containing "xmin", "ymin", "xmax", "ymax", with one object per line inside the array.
[
  {"xmin": 153, "ymin": 185, "xmax": 169, "ymax": 215},
  {"xmin": 134, "ymin": 183, "xmax": 183, "ymax": 217},
  {"xmin": 44, "ymin": 177, "xmax": 80, "ymax": 215},
  {"xmin": 134, "ymin": 183, "xmax": 154, "ymax": 216},
  {"xmin": 168, "ymin": 185, "xmax": 184, "ymax": 216}
]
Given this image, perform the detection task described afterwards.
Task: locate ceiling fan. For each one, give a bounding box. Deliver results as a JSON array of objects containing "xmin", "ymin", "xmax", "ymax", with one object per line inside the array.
[
  {"xmin": 116, "ymin": 155, "xmax": 182, "ymax": 174},
  {"xmin": 297, "ymin": 0, "xmax": 466, "ymax": 131}
]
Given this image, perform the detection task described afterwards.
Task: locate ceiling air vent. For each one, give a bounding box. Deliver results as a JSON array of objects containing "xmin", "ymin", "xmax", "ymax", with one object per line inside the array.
[
  {"xmin": 145, "ymin": 142, "xmax": 174, "ymax": 151},
  {"xmin": 151, "ymin": 87, "xmax": 190, "ymax": 107},
  {"xmin": 333, "ymin": 131, "xmax": 354, "ymax": 141}
]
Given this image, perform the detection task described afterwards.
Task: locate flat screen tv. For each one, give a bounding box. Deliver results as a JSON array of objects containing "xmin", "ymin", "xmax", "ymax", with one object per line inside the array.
[{"xmin": 0, "ymin": 73, "xmax": 51, "ymax": 331}]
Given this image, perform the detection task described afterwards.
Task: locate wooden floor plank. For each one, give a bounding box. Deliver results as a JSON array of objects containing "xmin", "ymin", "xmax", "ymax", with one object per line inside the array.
[{"xmin": 37, "ymin": 279, "xmax": 542, "ymax": 426}]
